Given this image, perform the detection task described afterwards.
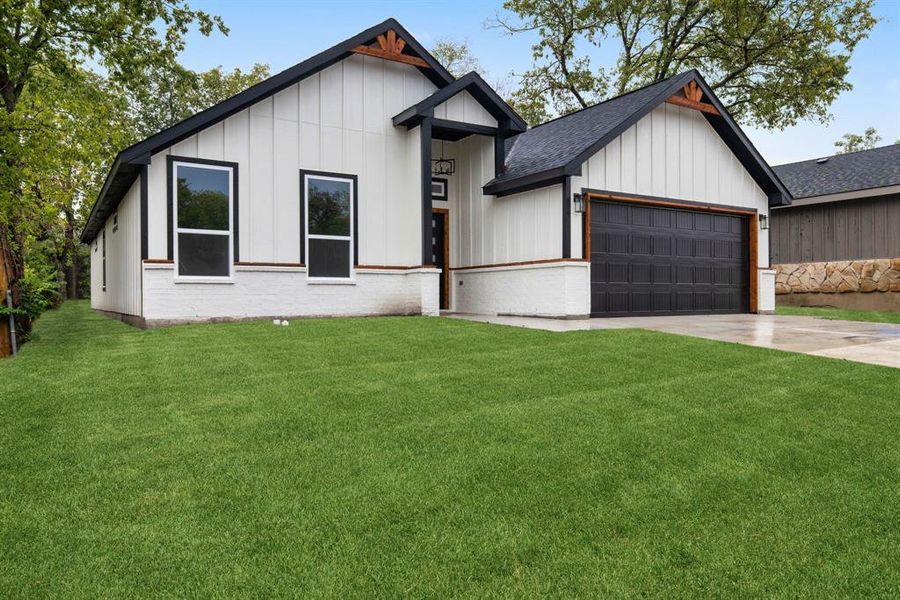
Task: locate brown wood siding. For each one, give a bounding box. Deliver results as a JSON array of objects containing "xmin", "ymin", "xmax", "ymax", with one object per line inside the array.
[{"xmin": 771, "ymin": 194, "xmax": 900, "ymax": 263}]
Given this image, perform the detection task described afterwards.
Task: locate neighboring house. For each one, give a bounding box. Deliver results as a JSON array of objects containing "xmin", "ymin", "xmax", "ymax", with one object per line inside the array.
[
  {"xmin": 772, "ymin": 145, "xmax": 900, "ymax": 311},
  {"xmin": 81, "ymin": 18, "xmax": 790, "ymax": 327}
]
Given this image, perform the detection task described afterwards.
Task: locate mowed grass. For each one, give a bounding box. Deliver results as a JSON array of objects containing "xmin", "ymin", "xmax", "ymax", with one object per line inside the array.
[
  {"xmin": 2, "ymin": 302, "xmax": 899, "ymax": 597},
  {"xmin": 776, "ymin": 305, "xmax": 900, "ymax": 324}
]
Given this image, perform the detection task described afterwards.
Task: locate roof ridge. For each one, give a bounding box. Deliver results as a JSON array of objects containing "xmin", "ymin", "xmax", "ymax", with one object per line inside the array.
[
  {"xmin": 775, "ymin": 143, "xmax": 900, "ymax": 168},
  {"xmin": 521, "ymin": 70, "xmax": 690, "ymax": 133}
]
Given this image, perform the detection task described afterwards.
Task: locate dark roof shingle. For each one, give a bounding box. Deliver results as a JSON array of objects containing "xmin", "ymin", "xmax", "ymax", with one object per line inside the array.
[
  {"xmin": 496, "ymin": 76, "xmax": 678, "ymax": 183},
  {"xmin": 485, "ymin": 70, "xmax": 790, "ymax": 205},
  {"xmin": 772, "ymin": 145, "xmax": 900, "ymax": 199}
]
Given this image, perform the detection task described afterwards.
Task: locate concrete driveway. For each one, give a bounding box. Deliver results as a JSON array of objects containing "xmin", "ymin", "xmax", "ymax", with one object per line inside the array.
[{"xmin": 449, "ymin": 313, "xmax": 900, "ymax": 369}]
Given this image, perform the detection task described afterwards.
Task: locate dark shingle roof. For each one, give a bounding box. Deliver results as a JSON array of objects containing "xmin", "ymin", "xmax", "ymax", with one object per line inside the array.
[
  {"xmin": 772, "ymin": 145, "xmax": 900, "ymax": 199},
  {"xmin": 498, "ymin": 76, "xmax": 678, "ymax": 184},
  {"xmin": 483, "ymin": 70, "xmax": 790, "ymax": 205}
]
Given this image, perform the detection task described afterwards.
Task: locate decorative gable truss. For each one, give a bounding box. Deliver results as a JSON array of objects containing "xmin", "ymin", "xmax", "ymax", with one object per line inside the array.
[
  {"xmin": 665, "ymin": 79, "xmax": 720, "ymax": 116},
  {"xmin": 352, "ymin": 29, "xmax": 430, "ymax": 69}
]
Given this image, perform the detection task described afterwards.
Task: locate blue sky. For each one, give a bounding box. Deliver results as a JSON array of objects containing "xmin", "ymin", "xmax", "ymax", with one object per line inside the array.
[{"xmin": 180, "ymin": 0, "xmax": 900, "ymax": 165}]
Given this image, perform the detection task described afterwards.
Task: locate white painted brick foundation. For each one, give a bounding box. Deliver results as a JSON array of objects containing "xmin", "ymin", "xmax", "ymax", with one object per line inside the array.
[
  {"xmin": 142, "ymin": 264, "xmax": 440, "ymax": 325},
  {"xmin": 451, "ymin": 261, "xmax": 590, "ymax": 318},
  {"xmin": 758, "ymin": 269, "xmax": 776, "ymax": 314}
]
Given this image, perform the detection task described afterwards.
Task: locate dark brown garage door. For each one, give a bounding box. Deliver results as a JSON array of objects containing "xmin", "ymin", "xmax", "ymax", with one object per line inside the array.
[{"xmin": 590, "ymin": 200, "xmax": 749, "ymax": 316}]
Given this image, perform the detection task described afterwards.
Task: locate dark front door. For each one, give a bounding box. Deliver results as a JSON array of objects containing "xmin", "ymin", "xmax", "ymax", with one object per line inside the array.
[
  {"xmin": 432, "ymin": 210, "xmax": 448, "ymax": 310},
  {"xmin": 590, "ymin": 200, "xmax": 749, "ymax": 317}
]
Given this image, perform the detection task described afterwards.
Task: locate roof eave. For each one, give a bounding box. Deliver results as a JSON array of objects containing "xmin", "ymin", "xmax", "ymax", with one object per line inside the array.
[
  {"xmin": 483, "ymin": 166, "xmax": 572, "ymax": 196},
  {"xmin": 83, "ymin": 17, "xmax": 456, "ymax": 245},
  {"xmin": 686, "ymin": 73, "xmax": 793, "ymax": 207},
  {"xmin": 392, "ymin": 71, "xmax": 527, "ymax": 133}
]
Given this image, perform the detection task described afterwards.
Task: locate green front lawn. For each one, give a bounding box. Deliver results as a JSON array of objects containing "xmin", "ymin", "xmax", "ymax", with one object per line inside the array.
[
  {"xmin": 776, "ymin": 305, "xmax": 900, "ymax": 324},
  {"xmin": 2, "ymin": 301, "xmax": 899, "ymax": 597}
]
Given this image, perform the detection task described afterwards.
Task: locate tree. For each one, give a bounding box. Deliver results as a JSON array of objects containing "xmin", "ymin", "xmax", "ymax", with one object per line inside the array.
[
  {"xmin": 430, "ymin": 38, "xmax": 512, "ymax": 97},
  {"xmin": 492, "ymin": 0, "xmax": 878, "ymax": 127},
  {"xmin": 833, "ymin": 127, "xmax": 889, "ymax": 154},
  {"xmin": 0, "ymin": 1, "xmax": 227, "ymax": 339},
  {"xmin": 129, "ymin": 63, "xmax": 270, "ymax": 139},
  {"xmin": 17, "ymin": 67, "xmax": 131, "ymax": 303},
  {"xmin": 431, "ymin": 38, "xmax": 484, "ymax": 78}
]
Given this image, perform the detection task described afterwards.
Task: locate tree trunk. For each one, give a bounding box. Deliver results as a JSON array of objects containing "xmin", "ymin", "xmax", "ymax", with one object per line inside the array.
[
  {"xmin": 0, "ymin": 221, "xmax": 32, "ymax": 341},
  {"xmin": 61, "ymin": 204, "xmax": 77, "ymax": 300}
]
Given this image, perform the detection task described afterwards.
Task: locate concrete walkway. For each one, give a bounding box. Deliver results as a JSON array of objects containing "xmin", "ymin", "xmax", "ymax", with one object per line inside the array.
[{"xmin": 448, "ymin": 313, "xmax": 900, "ymax": 369}]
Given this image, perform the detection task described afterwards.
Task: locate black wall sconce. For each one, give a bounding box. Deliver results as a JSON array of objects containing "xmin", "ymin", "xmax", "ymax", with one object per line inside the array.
[
  {"xmin": 573, "ymin": 193, "xmax": 584, "ymax": 214},
  {"xmin": 758, "ymin": 213, "xmax": 768, "ymax": 230}
]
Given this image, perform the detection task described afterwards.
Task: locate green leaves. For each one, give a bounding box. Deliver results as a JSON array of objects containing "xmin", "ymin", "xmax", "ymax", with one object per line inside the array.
[
  {"xmin": 496, "ymin": 0, "xmax": 878, "ymax": 129},
  {"xmin": 834, "ymin": 127, "xmax": 884, "ymax": 154},
  {"xmin": 0, "ymin": 1, "xmax": 252, "ymax": 342}
]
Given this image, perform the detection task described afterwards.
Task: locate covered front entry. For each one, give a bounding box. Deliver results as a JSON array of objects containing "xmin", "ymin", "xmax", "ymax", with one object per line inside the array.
[{"xmin": 588, "ymin": 195, "xmax": 754, "ymax": 317}]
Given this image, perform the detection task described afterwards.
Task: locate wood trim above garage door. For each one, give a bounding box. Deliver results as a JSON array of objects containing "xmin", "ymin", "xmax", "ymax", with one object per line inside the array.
[{"xmin": 583, "ymin": 190, "xmax": 759, "ymax": 314}]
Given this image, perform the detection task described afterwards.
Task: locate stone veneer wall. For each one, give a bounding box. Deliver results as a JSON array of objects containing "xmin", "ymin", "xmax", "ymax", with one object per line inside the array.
[{"xmin": 775, "ymin": 258, "xmax": 900, "ymax": 295}]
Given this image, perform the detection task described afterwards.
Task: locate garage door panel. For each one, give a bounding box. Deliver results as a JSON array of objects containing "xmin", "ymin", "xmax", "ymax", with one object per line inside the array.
[
  {"xmin": 632, "ymin": 263, "xmax": 652, "ymax": 283},
  {"xmin": 591, "ymin": 200, "xmax": 749, "ymax": 317},
  {"xmin": 653, "ymin": 292, "xmax": 671, "ymax": 311},
  {"xmin": 653, "ymin": 264, "xmax": 671, "ymax": 283}
]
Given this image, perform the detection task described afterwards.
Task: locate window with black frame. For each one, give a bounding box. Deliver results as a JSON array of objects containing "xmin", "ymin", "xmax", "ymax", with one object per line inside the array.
[
  {"xmin": 172, "ymin": 161, "xmax": 234, "ymax": 278},
  {"xmin": 303, "ymin": 173, "xmax": 354, "ymax": 279}
]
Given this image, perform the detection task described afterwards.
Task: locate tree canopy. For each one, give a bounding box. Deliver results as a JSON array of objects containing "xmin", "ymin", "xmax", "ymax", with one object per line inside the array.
[
  {"xmin": 833, "ymin": 127, "xmax": 899, "ymax": 154},
  {"xmin": 0, "ymin": 1, "xmax": 270, "ymax": 342},
  {"xmin": 492, "ymin": 0, "xmax": 878, "ymax": 127}
]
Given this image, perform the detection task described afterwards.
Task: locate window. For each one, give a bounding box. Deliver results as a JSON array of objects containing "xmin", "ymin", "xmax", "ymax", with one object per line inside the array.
[
  {"xmin": 431, "ymin": 178, "xmax": 448, "ymax": 201},
  {"xmin": 172, "ymin": 160, "xmax": 234, "ymax": 278},
  {"xmin": 101, "ymin": 228, "xmax": 106, "ymax": 292},
  {"xmin": 302, "ymin": 172, "xmax": 356, "ymax": 279}
]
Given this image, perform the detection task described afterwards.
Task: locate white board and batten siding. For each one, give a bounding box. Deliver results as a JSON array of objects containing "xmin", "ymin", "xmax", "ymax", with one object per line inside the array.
[
  {"xmin": 570, "ymin": 103, "xmax": 770, "ymax": 267},
  {"xmin": 432, "ymin": 135, "xmax": 562, "ymax": 270},
  {"xmin": 144, "ymin": 54, "xmax": 436, "ymax": 267},
  {"xmin": 90, "ymin": 178, "xmax": 142, "ymax": 316},
  {"xmin": 433, "ymin": 90, "xmax": 497, "ymax": 128},
  {"xmin": 432, "ymin": 133, "xmax": 587, "ymax": 316}
]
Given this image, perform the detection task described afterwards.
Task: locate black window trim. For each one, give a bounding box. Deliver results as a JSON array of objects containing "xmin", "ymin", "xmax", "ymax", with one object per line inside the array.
[
  {"xmin": 167, "ymin": 155, "xmax": 240, "ymax": 278},
  {"xmin": 299, "ymin": 169, "xmax": 359, "ymax": 279}
]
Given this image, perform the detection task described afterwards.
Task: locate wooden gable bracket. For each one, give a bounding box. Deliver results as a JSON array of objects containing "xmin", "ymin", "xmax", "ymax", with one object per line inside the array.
[
  {"xmin": 665, "ymin": 80, "xmax": 720, "ymax": 116},
  {"xmin": 352, "ymin": 29, "xmax": 430, "ymax": 69}
]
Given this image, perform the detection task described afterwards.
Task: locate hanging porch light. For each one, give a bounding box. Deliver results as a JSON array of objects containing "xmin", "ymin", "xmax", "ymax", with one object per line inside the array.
[{"xmin": 432, "ymin": 140, "xmax": 456, "ymax": 176}]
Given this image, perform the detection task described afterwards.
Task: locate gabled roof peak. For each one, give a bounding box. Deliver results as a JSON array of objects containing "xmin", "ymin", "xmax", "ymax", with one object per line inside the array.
[
  {"xmin": 82, "ymin": 18, "xmax": 455, "ymax": 244},
  {"xmin": 485, "ymin": 69, "xmax": 791, "ymax": 206},
  {"xmin": 392, "ymin": 70, "xmax": 527, "ymax": 133}
]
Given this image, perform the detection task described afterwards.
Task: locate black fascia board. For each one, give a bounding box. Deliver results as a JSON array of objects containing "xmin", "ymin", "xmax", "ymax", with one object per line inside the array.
[
  {"xmin": 82, "ymin": 18, "xmax": 455, "ymax": 244},
  {"xmin": 392, "ymin": 72, "xmax": 526, "ymax": 132}
]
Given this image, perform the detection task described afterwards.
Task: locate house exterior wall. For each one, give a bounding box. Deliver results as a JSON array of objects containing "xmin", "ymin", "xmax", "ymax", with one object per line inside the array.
[
  {"xmin": 770, "ymin": 192, "xmax": 900, "ymax": 310},
  {"xmin": 433, "ymin": 90, "xmax": 497, "ymax": 127},
  {"xmin": 431, "ymin": 134, "xmax": 569, "ymax": 316},
  {"xmin": 452, "ymin": 262, "xmax": 590, "ymax": 317},
  {"xmin": 90, "ymin": 177, "xmax": 142, "ymax": 316},
  {"xmin": 569, "ymin": 102, "xmax": 773, "ymax": 313},
  {"xmin": 141, "ymin": 264, "xmax": 439, "ymax": 324},
  {"xmin": 126, "ymin": 54, "xmax": 442, "ymax": 323},
  {"xmin": 770, "ymin": 193, "xmax": 900, "ymax": 264},
  {"xmin": 145, "ymin": 54, "xmax": 435, "ymax": 266},
  {"xmin": 570, "ymin": 103, "xmax": 770, "ymax": 266},
  {"xmin": 452, "ymin": 135, "xmax": 561, "ymax": 268}
]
